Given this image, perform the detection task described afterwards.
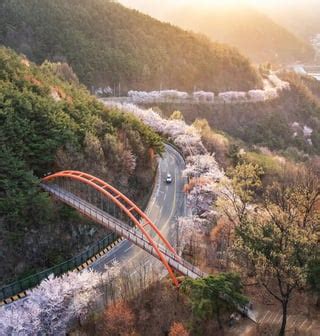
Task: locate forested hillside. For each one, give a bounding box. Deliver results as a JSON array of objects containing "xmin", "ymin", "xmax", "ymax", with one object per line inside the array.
[
  {"xmin": 154, "ymin": 72, "xmax": 320, "ymax": 161},
  {"xmin": 0, "ymin": 47, "xmax": 162, "ymax": 285},
  {"xmin": 161, "ymin": 5, "xmax": 315, "ymax": 65},
  {"xmin": 0, "ymin": 0, "xmax": 262, "ymax": 93}
]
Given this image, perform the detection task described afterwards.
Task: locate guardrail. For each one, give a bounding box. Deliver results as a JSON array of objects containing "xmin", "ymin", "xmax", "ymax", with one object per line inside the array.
[
  {"xmin": 23, "ymin": 185, "xmax": 257, "ymax": 322},
  {"xmin": 0, "ymin": 158, "xmax": 159, "ymax": 304},
  {"xmin": 165, "ymin": 141, "xmax": 186, "ymax": 163},
  {"xmin": 0, "ymin": 232, "xmax": 118, "ymax": 303}
]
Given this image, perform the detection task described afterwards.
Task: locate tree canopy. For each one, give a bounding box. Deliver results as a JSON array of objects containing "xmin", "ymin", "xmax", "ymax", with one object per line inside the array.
[
  {"xmin": 0, "ymin": 0, "xmax": 262, "ymax": 93},
  {"xmin": 220, "ymin": 163, "xmax": 320, "ymax": 335},
  {"xmin": 181, "ymin": 273, "xmax": 248, "ymax": 330},
  {"xmin": 0, "ymin": 47, "xmax": 163, "ymax": 285}
]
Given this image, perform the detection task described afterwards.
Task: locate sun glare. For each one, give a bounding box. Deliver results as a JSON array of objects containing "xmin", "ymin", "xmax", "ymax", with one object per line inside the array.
[
  {"xmin": 120, "ymin": 0, "xmax": 292, "ymax": 10},
  {"xmin": 183, "ymin": 0, "xmax": 277, "ymax": 8}
]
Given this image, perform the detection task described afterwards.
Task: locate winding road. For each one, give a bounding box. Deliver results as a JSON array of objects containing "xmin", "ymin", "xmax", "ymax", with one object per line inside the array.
[
  {"xmin": 90, "ymin": 144, "xmax": 187, "ymax": 273},
  {"xmin": 0, "ymin": 144, "xmax": 186, "ymax": 305}
]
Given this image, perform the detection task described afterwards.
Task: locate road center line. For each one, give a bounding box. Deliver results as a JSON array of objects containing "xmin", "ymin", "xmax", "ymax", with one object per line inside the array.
[{"xmin": 124, "ymin": 245, "xmax": 133, "ymax": 253}]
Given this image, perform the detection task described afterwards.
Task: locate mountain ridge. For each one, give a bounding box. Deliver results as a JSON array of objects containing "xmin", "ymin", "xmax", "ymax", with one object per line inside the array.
[
  {"xmin": 0, "ymin": 0, "xmax": 262, "ymax": 92},
  {"xmin": 126, "ymin": 3, "xmax": 315, "ymax": 65}
]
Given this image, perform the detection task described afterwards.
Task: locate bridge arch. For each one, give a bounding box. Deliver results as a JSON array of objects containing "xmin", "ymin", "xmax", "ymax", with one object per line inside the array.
[{"xmin": 42, "ymin": 170, "xmax": 179, "ymax": 286}]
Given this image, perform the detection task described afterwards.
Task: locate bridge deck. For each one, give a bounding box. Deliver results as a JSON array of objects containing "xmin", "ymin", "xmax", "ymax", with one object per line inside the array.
[
  {"xmin": 41, "ymin": 184, "xmax": 204, "ymax": 279},
  {"xmin": 41, "ymin": 183, "xmax": 257, "ymax": 322}
]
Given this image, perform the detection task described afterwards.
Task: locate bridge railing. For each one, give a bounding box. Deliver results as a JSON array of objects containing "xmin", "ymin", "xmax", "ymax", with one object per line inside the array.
[
  {"xmin": 1, "ymin": 166, "xmax": 160, "ymax": 304},
  {"xmin": 41, "ymin": 184, "xmax": 257, "ymax": 322},
  {"xmin": 43, "ymin": 185, "xmax": 205, "ymax": 279}
]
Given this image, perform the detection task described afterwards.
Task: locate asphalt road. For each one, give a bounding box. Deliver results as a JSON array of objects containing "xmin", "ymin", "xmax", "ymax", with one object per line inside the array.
[
  {"xmin": 90, "ymin": 144, "xmax": 186, "ymax": 272},
  {"xmin": 0, "ymin": 145, "xmax": 185, "ymax": 310}
]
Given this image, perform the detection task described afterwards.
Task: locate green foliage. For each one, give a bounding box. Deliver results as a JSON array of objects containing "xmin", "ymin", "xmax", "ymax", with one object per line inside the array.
[
  {"xmin": 226, "ymin": 166, "xmax": 320, "ymax": 335},
  {"xmin": 105, "ymin": 109, "xmax": 164, "ymax": 154},
  {"xmin": 217, "ymin": 162, "xmax": 264, "ymax": 225},
  {"xmin": 0, "ymin": 47, "xmax": 163, "ymax": 284},
  {"xmin": 0, "ymin": 45, "xmax": 163, "ymax": 194},
  {"xmin": 192, "ymin": 118, "xmax": 230, "ymax": 168},
  {"xmin": 307, "ymin": 259, "xmax": 320, "ymax": 300},
  {"xmin": 41, "ymin": 61, "xmax": 79, "ymax": 84},
  {"xmin": 245, "ymin": 113, "xmax": 293, "ymax": 150},
  {"xmin": 161, "ymin": 72, "xmax": 320, "ymax": 159},
  {"xmin": 226, "ymin": 162, "xmax": 264, "ymax": 204},
  {"xmin": 181, "ymin": 273, "xmax": 248, "ymax": 329},
  {"xmin": 228, "ymin": 144, "xmax": 241, "ymax": 166},
  {"xmin": 0, "ymin": 146, "xmax": 53, "ymax": 231},
  {"xmin": 0, "ymin": 0, "xmax": 262, "ymax": 92},
  {"xmin": 169, "ymin": 111, "xmax": 184, "ymax": 121},
  {"xmin": 243, "ymin": 151, "xmax": 282, "ymax": 176}
]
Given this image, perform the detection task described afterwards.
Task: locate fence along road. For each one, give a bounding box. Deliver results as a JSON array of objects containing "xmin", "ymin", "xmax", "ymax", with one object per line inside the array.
[
  {"xmin": 41, "ymin": 184, "xmax": 204, "ymax": 280},
  {"xmin": 41, "ymin": 145, "xmax": 193, "ymax": 285},
  {"xmin": 0, "ymin": 145, "xmax": 184, "ymax": 304},
  {"xmin": 42, "ymin": 178, "xmax": 257, "ymax": 322},
  {"xmin": 41, "ymin": 145, "xmax": 257, "ymax": 322}
]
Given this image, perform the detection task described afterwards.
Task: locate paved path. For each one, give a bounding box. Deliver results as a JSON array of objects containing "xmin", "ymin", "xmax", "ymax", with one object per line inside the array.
[
  {"xmin": 42, "ymin": 181, "xmax": 204, "ymax": 280},
  {"xmin": 227, "ymin": 308, "xmax": 320, "ymax": 335},
  {"xmin": 90, "ymin": 144, "xmax": 187, "ymax": 272},
  {"xmin": 257, "ymin": 309, "xmax": 320, "ymax": 334}
]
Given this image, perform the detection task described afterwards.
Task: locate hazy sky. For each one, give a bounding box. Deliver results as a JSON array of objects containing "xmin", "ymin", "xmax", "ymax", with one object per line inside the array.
[{"xmin": 119, "ymin": 0, "xmax": 316, "ymax": 15}]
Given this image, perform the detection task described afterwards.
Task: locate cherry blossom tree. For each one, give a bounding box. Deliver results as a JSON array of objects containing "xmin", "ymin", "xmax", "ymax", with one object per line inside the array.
[
  {"xmin": 0, "ymin": 262, "xmax": 121, "ymax": 335},
  {"xmin": 218, "ymin": 91, "xmax": 247, "ymax": 102},
  {"xmin": 104, "ymin": 102, "xmax": 204, "ymax": 155},
  {"xmin": 125, "ymin": 74, "xmax": 289, "ymax": 105},
  {"xmin": 193, "ymin": 91, "xmax": 214, "ymax": 102},
  {"xmin": 122, "ymin": 150, "xmax": 137, "ymax": 175},
  {"xmin": 248, "ymin": 89, "xmax": 267, "ymax": 102},
  {"xmin": 183, "ymin": 154, "xmax": 224, "ymax": 180},
  {"xmin": 176, "ymin": 216, "xmax": 195, "ymax": 255},
  {"xmin": 128, "ymin": 90, "xmax": 189, "ymax": 103}
]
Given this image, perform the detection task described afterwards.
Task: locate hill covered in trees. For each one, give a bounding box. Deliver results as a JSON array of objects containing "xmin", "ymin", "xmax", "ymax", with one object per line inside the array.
[
  {"xmin": 0, "ymin": 47, "xmax": 162, "ymax": 285},
  {"xmin": 156, "ymin": 5, "xmax": 315, "ymax": 65},
  {"xmin": 0, "ymin": 0, "xmax": 262, "ymax": 93},
  {"xmin": 153, "ymin": 72, "xmax": 320, "ymax": 161}
]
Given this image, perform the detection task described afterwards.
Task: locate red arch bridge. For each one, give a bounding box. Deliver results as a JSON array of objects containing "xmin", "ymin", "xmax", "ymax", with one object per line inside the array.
[
  {"xmin": 41, "ymin": 170, "xmax": 203, "ymax": 286},
  {"xmin": 41, "ymin": 170, "xmax": 256, "ymax": 322}
]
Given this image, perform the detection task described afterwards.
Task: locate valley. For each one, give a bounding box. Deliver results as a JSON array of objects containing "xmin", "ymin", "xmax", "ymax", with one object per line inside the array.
[{"xmin": 0, "ymin": 1, "xmax": 320, "ymax": 336}]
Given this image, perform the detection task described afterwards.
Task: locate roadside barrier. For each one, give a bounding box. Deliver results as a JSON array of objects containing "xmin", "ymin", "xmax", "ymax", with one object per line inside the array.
[
  {"xmin": 0, "ymin": 233, "xmax": 124, "ymax": 305},
  {"xmin": 0, "ymin": 162, "xmax": 159, "ymax": 305}
]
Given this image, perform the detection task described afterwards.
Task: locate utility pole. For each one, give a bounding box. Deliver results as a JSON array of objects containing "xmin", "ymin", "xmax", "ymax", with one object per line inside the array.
[{"xmin": 176, "ymin": 218, "xmax": 179, "ymax": 254}]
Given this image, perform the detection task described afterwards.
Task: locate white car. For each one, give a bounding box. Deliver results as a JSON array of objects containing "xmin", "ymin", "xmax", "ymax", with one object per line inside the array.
[{"xmin": 166, "ymin": 173, "xmax": 172, "ymax": 184}]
